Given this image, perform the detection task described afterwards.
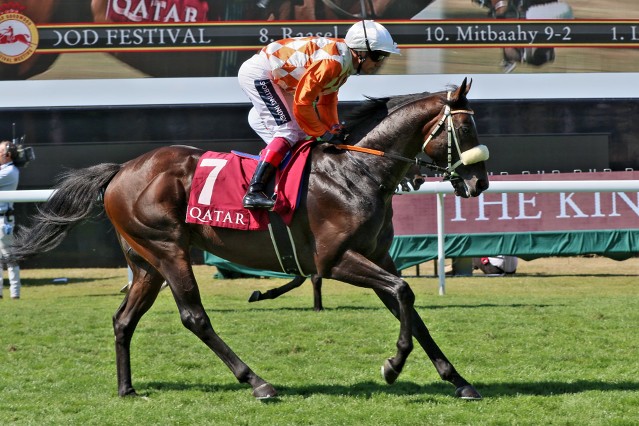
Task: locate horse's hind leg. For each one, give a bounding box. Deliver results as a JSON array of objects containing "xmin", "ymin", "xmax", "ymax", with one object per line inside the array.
[
  {"xmin": 161, "ymin": 255, "xmax": 277, "ymax": 399},
  {"xmin": 310, "ymin": 274, "xmax": 323, "ymax": 311},
  {"xmin": 248, "ymin": 275, "xmax": 307, "ymax": 303},
  {"xmin": 248, "ymin": 274, "xmax": 324, "ymax": 311},
  {"xmin": 114, "ymin": 250, "xmax": 165, "ymax": 396}
]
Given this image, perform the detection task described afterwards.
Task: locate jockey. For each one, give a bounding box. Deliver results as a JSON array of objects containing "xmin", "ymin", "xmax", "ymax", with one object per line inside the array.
[
  {"xmin": 238, "ymin": 20, "xmax": 400, "ymax": 209},
  {"xmin": 0, "ymin": 26, "xmax": 14, "ymax": 41}
]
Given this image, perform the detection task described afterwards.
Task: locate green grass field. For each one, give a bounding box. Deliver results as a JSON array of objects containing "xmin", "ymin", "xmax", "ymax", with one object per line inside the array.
[{"xmin": 1, "ymin": 258, "xmax": 638, "ymax": 425}]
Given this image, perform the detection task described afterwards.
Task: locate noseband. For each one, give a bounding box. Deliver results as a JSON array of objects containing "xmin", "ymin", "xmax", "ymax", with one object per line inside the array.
[{"xmin": 334, "ymin": 92, "xmax": 489, "ymax": 183}]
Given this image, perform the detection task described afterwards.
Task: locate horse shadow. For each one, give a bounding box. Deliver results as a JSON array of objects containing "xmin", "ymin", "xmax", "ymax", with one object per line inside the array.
[
  {"xmin": 517, "ymin": 273, "xmax": 638, "ymax": 278},
  {"xmin": 138, "ymin": 379, "xmax": 639, "ymax": 400},
  {"xmin": 20, "ymin": 276, "xmax": 118, "ymax": 287}
]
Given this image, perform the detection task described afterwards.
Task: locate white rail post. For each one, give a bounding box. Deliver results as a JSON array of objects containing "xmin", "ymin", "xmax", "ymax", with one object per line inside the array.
[{"xmin": 436, "ymin": 192, "xmax": 446, "ymax": 296}]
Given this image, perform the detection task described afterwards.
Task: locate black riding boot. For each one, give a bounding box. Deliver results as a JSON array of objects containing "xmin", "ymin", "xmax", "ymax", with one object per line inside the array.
[{"xmin": 243, "ymin": 161, "xmax": 276, "ymax": 209}]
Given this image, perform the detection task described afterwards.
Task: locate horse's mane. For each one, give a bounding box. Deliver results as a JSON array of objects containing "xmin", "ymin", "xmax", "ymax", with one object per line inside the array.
[
  {"xmin": 345, "ymin": 92, "xmax": 424, "ymax": 128},
  {"xmin": 344, "ymin": 88, "xmax": 458, "ymax": 138}
]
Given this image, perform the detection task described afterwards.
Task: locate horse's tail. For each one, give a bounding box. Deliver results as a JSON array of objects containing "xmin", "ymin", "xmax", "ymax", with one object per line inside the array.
[{"xmin": 10, "ymin": 163, "xmax": 121, "ymax": 262}]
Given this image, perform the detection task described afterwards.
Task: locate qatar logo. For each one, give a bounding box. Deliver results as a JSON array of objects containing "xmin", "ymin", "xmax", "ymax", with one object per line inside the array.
[{"xmin": 0, "ymin": 2, "xmax": 38, "ymax": 64}]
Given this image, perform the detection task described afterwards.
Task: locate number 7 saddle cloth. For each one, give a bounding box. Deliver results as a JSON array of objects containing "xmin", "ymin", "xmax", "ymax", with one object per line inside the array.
[{"xmin": 185, "ymin": 140, "xmax": 314, "ymax": 231}]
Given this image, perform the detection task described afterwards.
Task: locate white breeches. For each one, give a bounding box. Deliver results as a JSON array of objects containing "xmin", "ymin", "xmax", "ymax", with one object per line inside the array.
[{"xmin": 237, "ymin": 54, "xmax": 306, "ymax": 146}]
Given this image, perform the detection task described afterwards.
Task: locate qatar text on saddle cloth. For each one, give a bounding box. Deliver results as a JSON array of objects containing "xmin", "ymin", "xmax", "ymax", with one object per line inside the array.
[{"xmin": 185, "ymin": 140, "xmax": 313, "ymax": 231}]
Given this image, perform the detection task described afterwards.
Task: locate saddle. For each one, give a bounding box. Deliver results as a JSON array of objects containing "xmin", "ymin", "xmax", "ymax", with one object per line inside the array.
[{"xmin": 185, "ymin": 140, "xmax": 315, "ymax": 231}]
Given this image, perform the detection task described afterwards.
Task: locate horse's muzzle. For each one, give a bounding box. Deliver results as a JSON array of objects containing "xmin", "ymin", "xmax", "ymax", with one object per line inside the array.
[{"xmin": 453, "ymin": 176, "xmax": 489, "ymax": 198}]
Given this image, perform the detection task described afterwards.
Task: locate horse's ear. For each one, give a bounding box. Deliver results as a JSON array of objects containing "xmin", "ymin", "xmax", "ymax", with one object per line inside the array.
[
  {"xmin": 449, "ymin": 77, "xmax": 471, "ymax": 103},
  {"xmin": 464, "ymin": 78, "xmax": 472, "ymax": 96},
  {"xmin": 457, "ymin": 77, "xmax": 471, "ymax": 98}
]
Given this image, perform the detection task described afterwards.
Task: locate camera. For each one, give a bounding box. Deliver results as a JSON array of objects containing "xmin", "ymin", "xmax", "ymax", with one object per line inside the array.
[
  {"xmin": 14, "ymin": 144, "xmax": 35, "ymax": 168},
  {"xmin": 10, "ymin": 132, "xmax": 35, "ymax": 168}
]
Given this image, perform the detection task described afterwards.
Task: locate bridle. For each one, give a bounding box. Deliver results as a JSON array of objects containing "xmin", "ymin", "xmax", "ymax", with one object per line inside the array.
[
  {"xmin": 421, "ymin": 92, "xmax": 482, "ymax": 181},
  {"xmin": 334, "ymin": 92, "xmax": 489, "ymax": 183}
]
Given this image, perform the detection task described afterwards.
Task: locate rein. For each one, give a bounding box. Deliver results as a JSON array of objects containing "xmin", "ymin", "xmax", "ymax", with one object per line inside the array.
[{"xmin": 333, "ymin": 144, "xmax": 448, "ymax": 174}]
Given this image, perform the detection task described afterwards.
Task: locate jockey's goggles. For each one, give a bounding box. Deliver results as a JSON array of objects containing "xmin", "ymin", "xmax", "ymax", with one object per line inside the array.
[
  {"xmin": 360, "ymin": 21, "xmax": 390, "ymax": 63},
  {"xmin": 368, "ymin": 51, "xmax": 390, "ymax": 62}
]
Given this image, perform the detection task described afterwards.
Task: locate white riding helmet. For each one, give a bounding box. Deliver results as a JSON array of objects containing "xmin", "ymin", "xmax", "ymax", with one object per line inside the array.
[{"xmin": 345, "ymin": 20, "xmax": 400, "ymax": 55}]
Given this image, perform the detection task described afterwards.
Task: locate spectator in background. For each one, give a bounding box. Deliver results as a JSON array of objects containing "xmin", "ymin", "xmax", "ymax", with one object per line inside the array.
[
  {"xmin": 0, "ymin": 140, "xmax": 21, "ymax": 299},
  {"xmin": 473, "ymin": 255, "xmax": 518, "ymax": 276}
]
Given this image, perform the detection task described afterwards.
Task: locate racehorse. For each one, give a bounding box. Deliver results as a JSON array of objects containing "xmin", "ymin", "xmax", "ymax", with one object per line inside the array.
[
  {"xmin": 0, "ymin": 28, "xmax": 32, "ymax": 46},
  {"xmin": 474, "ymin": 0, "xmax": 566, "ymax": 18},
  {"xmin": 10, "ymin": 79, "xmax": 489, "ymax": 400},
  {"xmin": 473, "ymin": 0, "xmax": 573, "ymax": 71},
  {"xmin": 256, "ymin": 0, "xmax": 435, "ymax": 20}
]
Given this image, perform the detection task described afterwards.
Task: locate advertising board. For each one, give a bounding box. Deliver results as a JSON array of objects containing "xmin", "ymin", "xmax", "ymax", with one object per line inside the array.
[{"xmin": 0, "ymin": 0, "xmax": 637, "ymax": 87}]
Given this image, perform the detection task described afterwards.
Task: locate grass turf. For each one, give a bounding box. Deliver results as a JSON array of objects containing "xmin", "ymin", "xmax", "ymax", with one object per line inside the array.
[{"xmin": 1, "ymin": 257, "xmax": 638, "ymax": 425}]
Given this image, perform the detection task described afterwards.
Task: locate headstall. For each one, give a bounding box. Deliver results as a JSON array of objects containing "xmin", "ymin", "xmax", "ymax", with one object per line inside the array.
[{"xmin": 334, "ymin": 91, "xmax": 489, "ymax": 182}]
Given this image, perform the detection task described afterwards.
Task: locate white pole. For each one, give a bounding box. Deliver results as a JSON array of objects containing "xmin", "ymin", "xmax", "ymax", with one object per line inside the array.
[
  {"xmin": 0, "ymin": 189, "xmax": 54, "ymax": 202},
  {"xmin": 436, "ymin": 192, "xmax": 445, "ymax": 296},
  {"xmin": 403, "ymin": 180, "xmax": 639, "ymax": 195}
]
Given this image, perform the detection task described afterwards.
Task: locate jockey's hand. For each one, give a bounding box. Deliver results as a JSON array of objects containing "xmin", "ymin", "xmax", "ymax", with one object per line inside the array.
[
  {"xmin": 331, "ymin": 123, "xmax": 349, "ymax": 142},
  {"xmin": 319, "ymin": 124, "xmax": 349, "ymax": 144},
  {"xmin": 319, "ymin": 131, "xmax": 337, "ymax": 143}
]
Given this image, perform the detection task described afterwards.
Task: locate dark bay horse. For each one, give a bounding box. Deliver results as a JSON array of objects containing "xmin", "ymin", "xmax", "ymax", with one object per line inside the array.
[{"xmin": 11, "ymin": 79, "xmax": 489, "ymax": 400}]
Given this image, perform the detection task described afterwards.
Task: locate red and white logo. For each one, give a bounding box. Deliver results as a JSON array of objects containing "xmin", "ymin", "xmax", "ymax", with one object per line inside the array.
[{"xmin": 0, "ymin": 2, "xmax": 38, "ymax": 64}]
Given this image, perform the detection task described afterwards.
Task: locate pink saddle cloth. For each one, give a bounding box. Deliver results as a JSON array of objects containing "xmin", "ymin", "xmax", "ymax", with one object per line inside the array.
[{"xmin": 185, "ymin": 140, "xmax": 314, "ymax": 231}]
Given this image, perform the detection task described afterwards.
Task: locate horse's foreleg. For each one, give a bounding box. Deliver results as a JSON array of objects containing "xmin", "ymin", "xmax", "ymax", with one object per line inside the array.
[
  {"xmin": 330, "ymin": 251, "xmax": 414, "ymax": 384},
  {"xmin": 374, "ymin": 256, "xmax": 481, "ymax": 399},
  {"xmin": 114, "ymin": 260, "xmax": 164, "ymax": 397},
  {"xmin": 377, "ymin": 289, "xmax": 482, "ymax": 399},
  {"xmin": 248, "ymin": 275, "xmax": 307, "ymax": 303},
  {"xmin": 164, "ymin": 259, "xmax": 276, "ymax": 399}
]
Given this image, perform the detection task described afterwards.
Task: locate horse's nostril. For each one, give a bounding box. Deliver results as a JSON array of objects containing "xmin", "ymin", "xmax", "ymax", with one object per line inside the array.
[{"xmin": 478, "ymin": 179, "xmax": 489, "ymax": 192}]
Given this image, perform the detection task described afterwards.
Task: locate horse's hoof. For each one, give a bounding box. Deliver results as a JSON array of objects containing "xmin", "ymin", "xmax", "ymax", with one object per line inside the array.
[
  {"xmin": 381, "ymin": 358, "xmax": 400, "ymax": 385},
  {"xmin": 253, "ymin": 383, "xmax": 277, "ymax": 399},
  {"xmin": 455, "ymin": 385, "xmax": 482, "ymax": 400},
  {"xmin": 248, "ymin": 291, "xmax": 262, "ymax": 303},
  {"xmin": 119, "ymin": 388, "xmax": 138, "ymax": 397}
]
